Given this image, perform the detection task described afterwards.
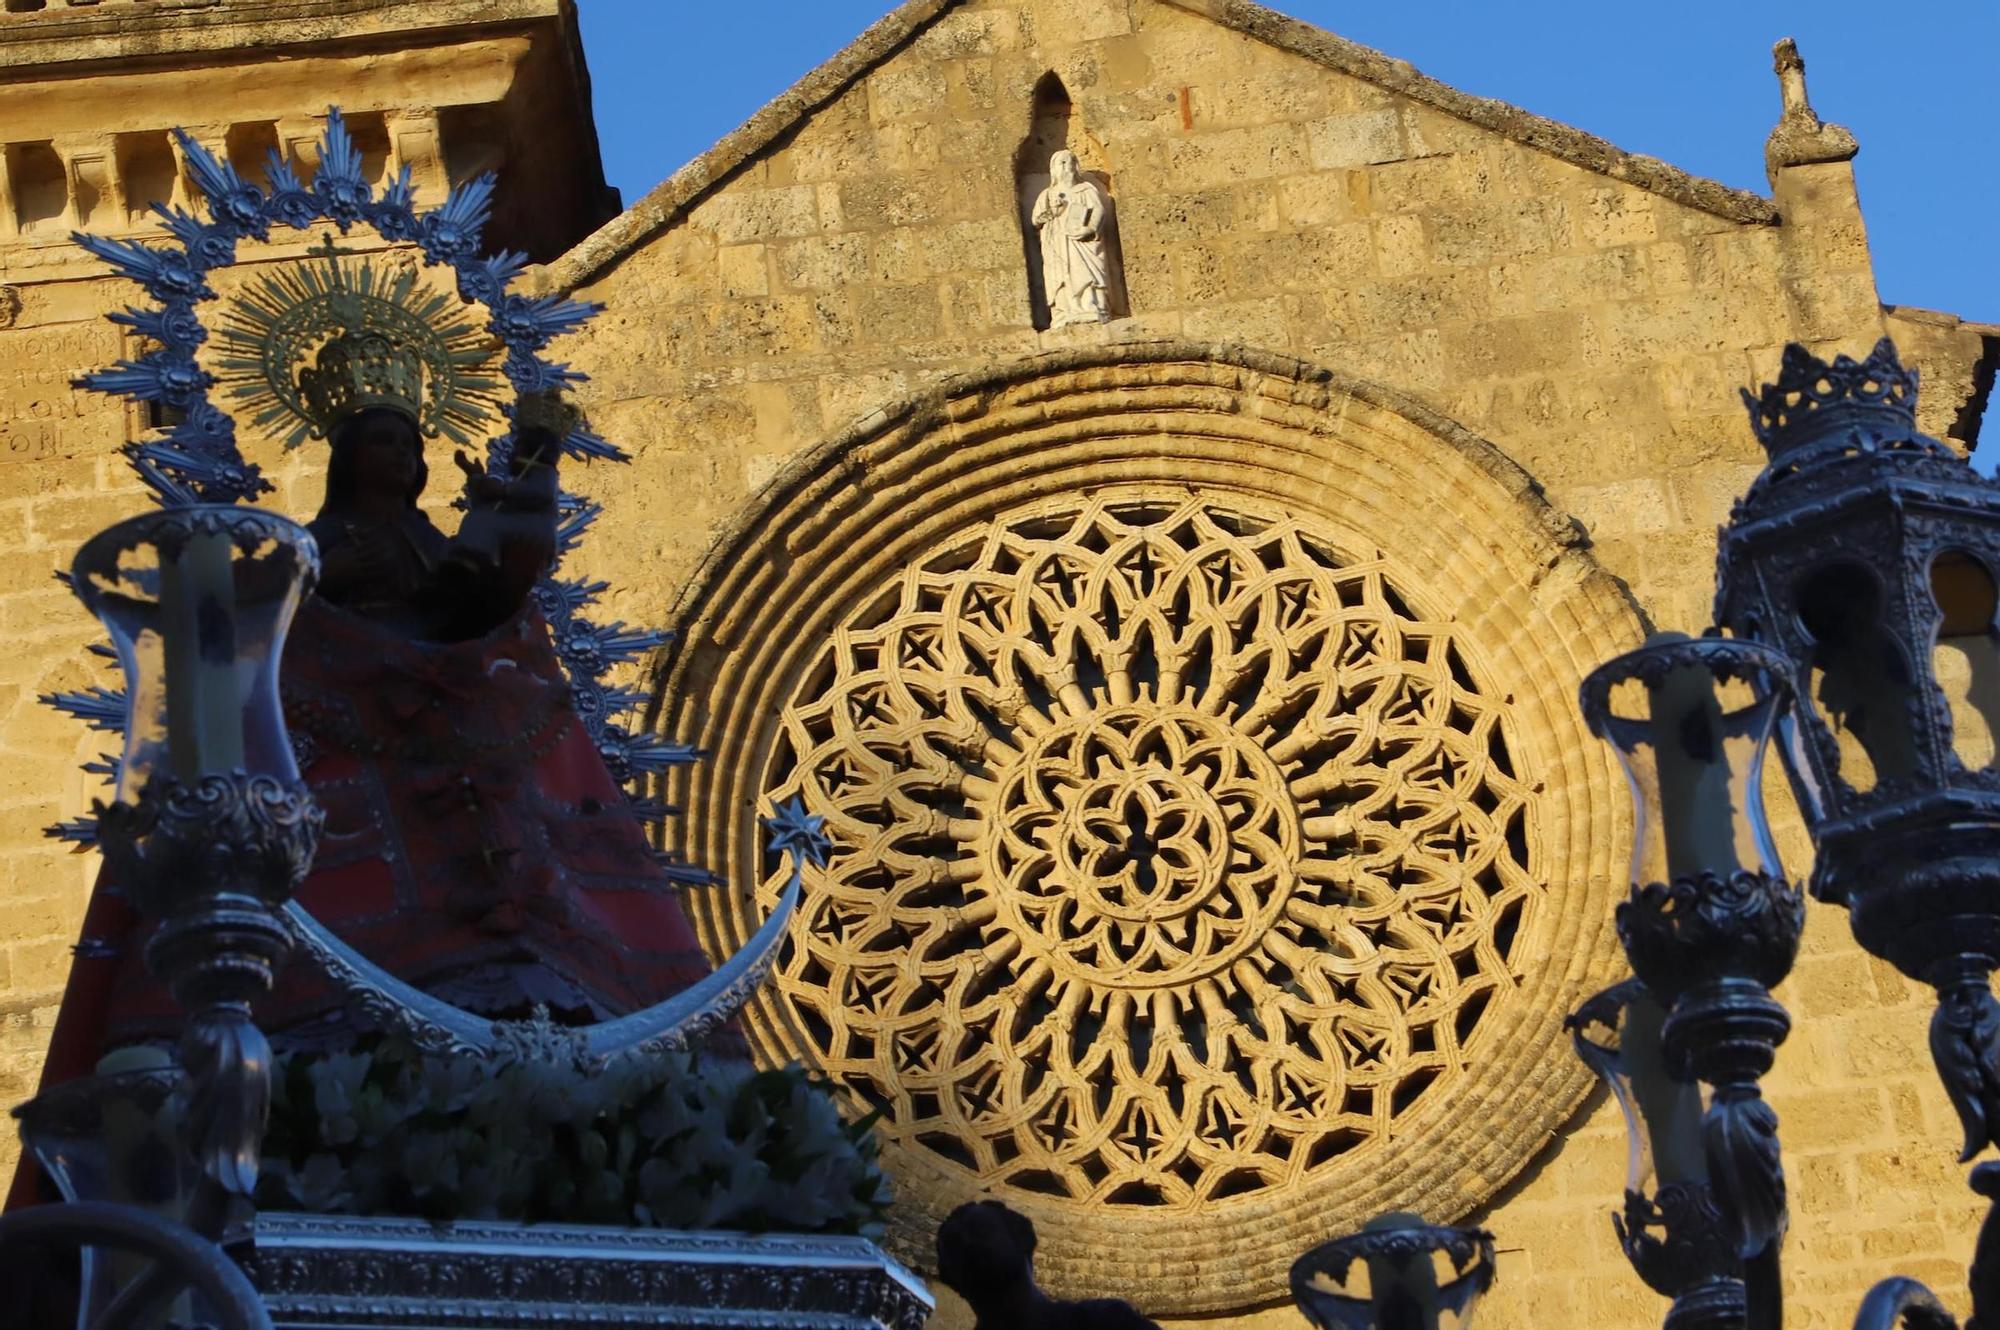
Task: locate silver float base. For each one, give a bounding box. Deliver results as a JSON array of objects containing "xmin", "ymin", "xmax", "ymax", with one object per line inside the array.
[{"xmin": 242, "ymin": 1213, "xmax": 935, "ymax": 1330}]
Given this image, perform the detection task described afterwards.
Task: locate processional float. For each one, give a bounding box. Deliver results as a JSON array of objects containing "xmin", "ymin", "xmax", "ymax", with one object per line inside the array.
[{"xmin": 0, "ymin": 109, "xmax": 929, "ymax": 1330}]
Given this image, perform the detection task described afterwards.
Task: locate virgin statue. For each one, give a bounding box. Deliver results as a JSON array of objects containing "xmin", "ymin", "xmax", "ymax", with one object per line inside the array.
[
  {"xmin": 15, "ymin": 255, "xmax": 722, "ymax": 1160},
  {"xmin": 1031, "ymin": 149, "xmax": 1117, "ymax": 329}
]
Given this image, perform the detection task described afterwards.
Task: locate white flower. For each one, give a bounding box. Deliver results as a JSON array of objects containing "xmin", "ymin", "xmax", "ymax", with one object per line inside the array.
[{"xmin": 306, "ymin": 1051, "xmax": 372, "ymax": 1146}]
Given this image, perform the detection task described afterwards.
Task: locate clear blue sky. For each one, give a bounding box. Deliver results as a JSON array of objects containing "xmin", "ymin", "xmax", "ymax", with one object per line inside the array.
[{"xmin": 575, "ymin": 1, "xmax": 2000, "ymax": 323}]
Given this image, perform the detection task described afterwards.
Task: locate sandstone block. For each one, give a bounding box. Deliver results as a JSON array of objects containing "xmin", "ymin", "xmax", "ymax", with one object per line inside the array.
[
  {"xmin": 777, "ymin": 233, "xmax": 872, "ymax": 291},
  {"xmin": 878, "ymin": 121, "xmax": 971, "ymax": 177},
  {"xmin": 1305, "ymin": 109, "xmax": 1404, "ymax": 169},
  {"xmin": 1041, "ymin": 0, "xmax": 1133, "ymax": 42},
  {"xmin": 856, "ymin": 283, "xmax": 945, "ymax": 344},
  {"xmin": 1159, "ymin": 124, "xmax": 1309, "ymax": 189},
  {"xmin": 948, "ymin": 59, "xmax": 999, "ymax": 114},
  {"xmin": 1179, "ymin": 296, "xmax": 1286, "ymax": 348},
  {"xmin": 868, "ymin": 63, "xmax": 951, "ymax": 123},
  {"xmin": 870, "ymin": 231, "xmax": 929, "ymax": 285},
  {"xmin": 917, "ymin": 217, "xmax": 1017, "ymax": 274},
  {"xmin": 6, "ymin": 938, "xmax": 74, "ymax": 992},
  {"xmin": 703, "ymin": 295, "xmax": 824, "ymax": 359},
  {"xmin": 716, "ymin": 244, "xmax": 770, "ymax": 299},
  {"xmin": 839, "ymin": 176, "xmax": 941, "ymax": 230},
  {"xmin": 1372, "ymin": 214, "xmax": 1426, "ymax": 277},
  {"xmin": 1577, "ymin": 189, "xmax": 1660, "ymax": 248},
  {"xmin": 1364, "ymin": 154, "xmax": 1469, "ymax": 215},
  {"xmin": 782, "ymin": 126, "xmax": 874, "ymax": 186},
  {"xmin": 698, "ymin": 185, "xmax": 821, "ymax": 244},
  {"xmin": 913, "ymin": 10, "xmax": 1024, "ymax": 59},
  {"xmin": 1275, "ymin": 172, "xmax": 1353, "ymax": 229},
  {"xmin": 1565, "ymin": 479, "xmax": 1673, "ymax": 540}
]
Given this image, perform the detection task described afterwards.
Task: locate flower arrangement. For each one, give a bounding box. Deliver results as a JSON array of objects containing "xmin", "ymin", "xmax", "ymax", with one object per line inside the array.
[{"xmin": 257, "ymin": 1039, "xmax": 892, "ymax": 1237}]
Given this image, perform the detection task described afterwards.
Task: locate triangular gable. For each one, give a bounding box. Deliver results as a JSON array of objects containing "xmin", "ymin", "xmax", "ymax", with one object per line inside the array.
[{"xmin": 541, "ymin": 0, "xmax": 1777, "ymax": 293}]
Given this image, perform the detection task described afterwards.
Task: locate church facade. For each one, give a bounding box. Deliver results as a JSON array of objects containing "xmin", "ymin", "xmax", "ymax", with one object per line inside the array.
[{"xmin": 1, "ymin": 0, "xmax": 1995, "ymax": 1326}]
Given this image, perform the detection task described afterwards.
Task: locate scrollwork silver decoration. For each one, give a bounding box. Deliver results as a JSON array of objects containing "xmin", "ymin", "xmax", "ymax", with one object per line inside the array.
[
  {"xmin": 96, "ymin": 770, "xmax": 321, "ymax": 1218},
  {"xmin": 1701, "ymin": 1083, "xmax": 1785, "ymax": 1266},
  {"xmin": 239, "ymin": 1213, "xmax": 932, "ymax": 1330},
  {"xmin": 1289, "ymin": 1221, "xmax": 1496, "ymax": 1330},
  {"xmin": 1617, "ymin": 872, "xmax": 1802, "ymax": 1265},
  {"xmin": 1929, "ymin": 959, "xmax": 2000, "ymax": 1165},
  {"xmin": 1617, "ymin": 1181, "xmax": 1727, "ymax": 1294},
  {"xmin": 95, "ymin": 772, "xmax": 321, "ymax": 915}
]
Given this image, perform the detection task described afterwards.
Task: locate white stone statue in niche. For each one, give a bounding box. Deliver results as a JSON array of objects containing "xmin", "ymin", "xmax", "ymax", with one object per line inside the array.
[{"xmin": 1032, "ymin": 149, "xmax": 1117, "ymax": 328}]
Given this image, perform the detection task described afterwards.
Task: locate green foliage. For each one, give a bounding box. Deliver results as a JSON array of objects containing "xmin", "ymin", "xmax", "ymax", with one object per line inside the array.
[{"xmin": 257, "ymin": 1040, "xmax": 892, "ymax": 1237}]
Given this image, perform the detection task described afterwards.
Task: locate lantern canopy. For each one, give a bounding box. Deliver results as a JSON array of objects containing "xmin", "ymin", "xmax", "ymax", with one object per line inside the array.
[
  {"xmin": 1716, "ymin": 337, "xmax": 2000, "ymax": 1160},
  {"xmin": 1289, "ymin": 1216, "xmax": 1496, "ymax": 1330}
]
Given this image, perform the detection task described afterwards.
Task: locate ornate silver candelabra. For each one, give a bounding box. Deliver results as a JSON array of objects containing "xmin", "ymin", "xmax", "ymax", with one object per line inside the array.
[
  {"xmin": 7, "ymin": 503, "xmax": 318, "ymax": 1330},
  {"xmin": 1575, "ymin": 339, "xmax": 2000, "ymax": 1330}
]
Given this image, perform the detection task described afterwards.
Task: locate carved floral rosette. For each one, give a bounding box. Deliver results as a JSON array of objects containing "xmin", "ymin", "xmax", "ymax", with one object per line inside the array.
[{"xmin": 653, "ymin": 344, "xmax": 1647, "ymax": 1310}]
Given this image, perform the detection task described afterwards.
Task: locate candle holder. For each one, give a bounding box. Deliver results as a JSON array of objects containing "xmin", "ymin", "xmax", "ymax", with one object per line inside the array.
[
  {"xmin": 1579, "ymin": 633, "xmax": 1802, "ymax": 1329},
  {"xmin": 69, "ymin": 504, "xmax": 321, "ymax": 1236},
  {"xmin": 1289, "ymin": 1216, "xmax": 1496, "ymax": 1330},
  {"xmin": 1570, "ymin": 979, "xmax": 1741, "ymax": 1330}
]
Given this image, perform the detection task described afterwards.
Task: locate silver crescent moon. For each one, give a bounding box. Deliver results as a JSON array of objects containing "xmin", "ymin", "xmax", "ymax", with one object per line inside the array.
[{"xmin": 281, "ymin": 865, "xmax": 801, "ymax": 1068}]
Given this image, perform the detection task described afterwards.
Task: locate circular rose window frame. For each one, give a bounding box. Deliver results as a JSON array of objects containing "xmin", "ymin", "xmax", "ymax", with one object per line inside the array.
[{"xmin": 651, "ymin": 342, "xmax": 1642, "ymax": 1313}]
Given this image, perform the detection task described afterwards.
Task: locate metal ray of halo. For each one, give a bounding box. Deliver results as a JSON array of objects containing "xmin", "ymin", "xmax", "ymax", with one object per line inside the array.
[{"xmin": 211, "ymin": 250, "xmax": 505, "ymax": 450}]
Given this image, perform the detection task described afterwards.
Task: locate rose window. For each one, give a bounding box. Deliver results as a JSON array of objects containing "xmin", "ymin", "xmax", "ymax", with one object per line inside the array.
[{"xmin": 757, "ymin": 494, "xmax": 1539, "ymax": 1208}]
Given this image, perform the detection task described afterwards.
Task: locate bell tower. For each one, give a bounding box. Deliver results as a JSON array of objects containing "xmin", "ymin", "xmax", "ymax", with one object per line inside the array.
[{"xmin": 0, "ymin": 0, "xmax": 615, "ymax": 268}]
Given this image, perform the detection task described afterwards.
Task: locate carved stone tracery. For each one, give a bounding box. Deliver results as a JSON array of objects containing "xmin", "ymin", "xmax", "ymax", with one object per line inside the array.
[
  {"xmin": 656, "ymin": 344, "xmax": 1643, "ymax": 1311},
  {"xmin": 762, "ymin": 495, "xmax": 1537, "ymax": 1210}
]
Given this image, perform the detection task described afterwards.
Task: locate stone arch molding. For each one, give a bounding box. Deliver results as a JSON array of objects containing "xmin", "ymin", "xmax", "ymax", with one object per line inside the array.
[{"xmin": 652, "ymin": 341, "xmax": 1643, "ymax": 1312}]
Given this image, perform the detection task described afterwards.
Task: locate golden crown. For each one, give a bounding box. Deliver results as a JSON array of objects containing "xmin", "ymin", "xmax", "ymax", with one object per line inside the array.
[
  {"xmin": 296, "ymin": 329, "xmax": 425, "ymax": 431},
  {"xmin": 213, "ymin": 244, "xmax": 502, "ymax": 449}
]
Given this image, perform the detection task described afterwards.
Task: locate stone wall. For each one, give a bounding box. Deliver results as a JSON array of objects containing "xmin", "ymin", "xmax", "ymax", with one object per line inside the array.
[{"xmin": 0, "ymin": 0, "xmax": 1991, "ymax": 1325}]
